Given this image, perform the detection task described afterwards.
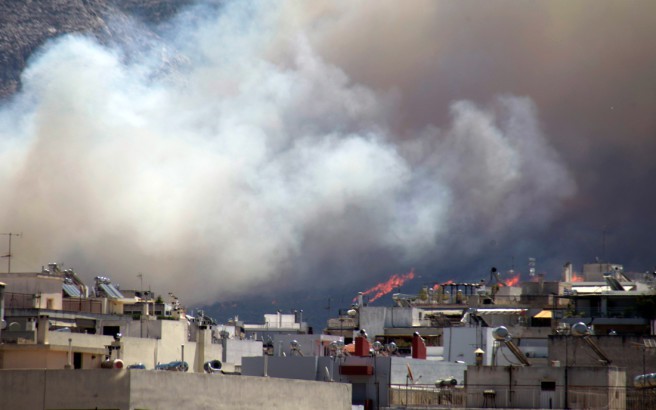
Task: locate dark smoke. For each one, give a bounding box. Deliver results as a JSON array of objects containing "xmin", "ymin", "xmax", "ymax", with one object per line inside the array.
[{"xmin": 0, "ymin": 1, "xmax": 654, "ymax": 307}]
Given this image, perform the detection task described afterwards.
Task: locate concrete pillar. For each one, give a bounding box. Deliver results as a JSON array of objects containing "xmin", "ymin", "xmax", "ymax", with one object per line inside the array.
[
  {"xmin": 563, "ymin": 262, "xmax": 573, "ymax": 282},
  {"xmin": 475, "ymin": 348, "xmax": 484, "ymax": 366},
  {"xmin": 195, "ymin": 325, "xmax": 209, "ymax": 373},
  {"xmin": 36, "ymin": 315, "xmax": 49, "ymax": 344}
]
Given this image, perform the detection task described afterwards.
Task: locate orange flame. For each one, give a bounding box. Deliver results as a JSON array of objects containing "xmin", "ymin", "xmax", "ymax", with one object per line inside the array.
[
  {"xmin": 357, "ymin": 270, "xmax": 416, "ymax": 303},
  {"xmin": 505, "ymin": 274, "xmax": 521, "ymax": 287},
  {"xmin": 571, "ymin": 273, "xmax": 584, "ymax": 282}
]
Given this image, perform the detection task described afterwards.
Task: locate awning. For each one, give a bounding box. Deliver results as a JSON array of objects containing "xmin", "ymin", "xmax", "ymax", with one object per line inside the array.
[
  {"xmin": 533, "ymin": 310, "xmax": 553, "ymax": 319},
  {"xmin": 475, "ymin": 308, "xmax": 527, "ymax": 315},
  {"xmin": 49, "ymin": 319, "xmax": 76, "ymax": 328}
]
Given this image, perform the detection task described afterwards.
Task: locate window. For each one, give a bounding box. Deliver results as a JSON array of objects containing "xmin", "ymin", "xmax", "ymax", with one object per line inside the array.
[
  {"xmin": 103, "ymin": 326, "xmax": 120, "ymax": 337},
  {"xmin": 74, "ymin": 352, "xmax": 82, "ymax": 369},
  {"xmin": 541, "ymin": 381, "xmax": 556, "ymax": 391}
]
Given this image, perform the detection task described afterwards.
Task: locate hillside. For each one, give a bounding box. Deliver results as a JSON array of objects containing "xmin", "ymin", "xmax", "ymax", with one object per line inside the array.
[{"xmin": 0, "ymin": 0, "xmax": 195, "ymax": 97}]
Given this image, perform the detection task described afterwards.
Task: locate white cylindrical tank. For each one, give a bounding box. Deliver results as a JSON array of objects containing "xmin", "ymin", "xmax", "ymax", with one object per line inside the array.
[
  {"xmin": 492, "ymin": 326, "xmax": 509, "ymax": 341},
  {"xmin": 571, "ymin": 322, "xmax": 589, "ymax": 337}
]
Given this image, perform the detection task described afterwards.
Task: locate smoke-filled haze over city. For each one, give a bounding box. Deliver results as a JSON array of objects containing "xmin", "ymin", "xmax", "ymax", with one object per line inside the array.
[{"xmin": 0, "ymin": 0, "xmax": 654, "ymax": 306}]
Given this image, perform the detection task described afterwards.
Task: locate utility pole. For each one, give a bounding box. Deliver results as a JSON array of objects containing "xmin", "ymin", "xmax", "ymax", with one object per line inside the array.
[{"xmin": 1, "ymin": 233, "xmax": 22, "ymax": 274}]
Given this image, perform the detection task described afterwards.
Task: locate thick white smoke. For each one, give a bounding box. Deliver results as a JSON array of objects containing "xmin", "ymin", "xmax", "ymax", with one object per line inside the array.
[{"xmin": 0, "ymin": 1, "xmax": 576, "ymax": 303}]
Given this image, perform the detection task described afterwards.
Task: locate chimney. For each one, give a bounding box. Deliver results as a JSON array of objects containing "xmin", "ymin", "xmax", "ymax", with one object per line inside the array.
[
  {"xmin": 195, "ymin": 325, "xmax": 210, "ymax": 372},
  {"xmin": 411, "ymin": 332, "xmax": 426, "ymax": 359},
  {"xmin": 357, "ymin": 292, "xmax": 364, "ymax": 307},
  {"xmin": 37, "ymin": 315, "xmax": 49, "ymax": 344},
  {"xmin": 354, "ymin": 335, "xmax": 371, "ymax": 357},
  {"xmin": 562, "ymin": 262, "xmax": 573, "ymax": 282}
]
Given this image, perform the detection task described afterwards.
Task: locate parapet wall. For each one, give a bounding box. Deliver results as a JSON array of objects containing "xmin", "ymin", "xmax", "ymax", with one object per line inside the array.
[{"xmin": 0, "ymin": 369, "xmax": 352, "ymax": 410}]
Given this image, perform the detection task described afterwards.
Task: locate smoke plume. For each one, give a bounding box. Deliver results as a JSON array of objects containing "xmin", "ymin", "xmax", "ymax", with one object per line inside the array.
[{"xmin": 1, "ymin": 0, "xmax": 653, "ymax": 304}]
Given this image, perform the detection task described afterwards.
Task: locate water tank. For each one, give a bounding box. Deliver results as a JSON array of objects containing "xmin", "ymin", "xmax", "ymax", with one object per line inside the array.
[
  {"xmin": 435, "ymin": 378, "xmax": 458, "ymax": 387},
  {"xmin": 633, "ymin": 373, "xmax": 656, "ymax": 389},
  {"xmin": 492, "ymin": 326, "xmax": 510, "ymax": 341},
  {"xmin": 204, "ymin": 359, "xmax": 222, "ymax": 373},
  {"xmin": 571, "ymin": 322, "xmax": 589, "ymax": 336},
  {"xmin": 648, "ymin": 373, "xmax": 656, "ymax": 388},
  {"xmin": 101, "ymin": 359, "xmax": 124, "ymax": 369}
]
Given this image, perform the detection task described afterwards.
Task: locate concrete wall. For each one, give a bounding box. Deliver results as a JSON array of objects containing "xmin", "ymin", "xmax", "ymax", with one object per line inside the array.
[
  {"xmin": 263, "ymin": 313, "xmax": 298, "ymax": 328},
  {"xmin": 0, "ymin": 369, "xmax": 351, "ymax": 410},
  {"xmin": 444, "ymin": 326, "xmax": 548, "ymax": 366},
  {"xmin": 549, "ymin": 334, "xmax": 654, "ymax": 384},
  {"xmin": 443, "ymin": 327, "xmax": 489, "ymax": 364},
  {"xmin": 242, "ymin": 354, "xmax": 391, "ymax": 408},
  {"xmin": 465, "ymin": 365, "xmax": 625, "ymax": 409},
  {"xmin": 2, "ymin": 323, "xmax": 224, "ymax": 372},
  {"xmin": 359, "ymin": 306, "xmax": 415, "ymax": 339},
  {"xmin": 225, "ymin": 338, "xmax": 261, "ymax": 366},
  {"xmin": 0, "ymin": 274, "xmax": 63, "ymax": 309},
  {"xmin": 0, "ymin": 348, "xmax": 69, "ymax": 369}
]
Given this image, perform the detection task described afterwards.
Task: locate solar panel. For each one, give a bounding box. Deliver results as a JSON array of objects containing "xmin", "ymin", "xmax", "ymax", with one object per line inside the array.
[
  {"xmin": 63, "ymin": 283, "xmax": 82, "ymax": 297},
  {"xmin": 100, "ymin": 283, "xmax": 124, "ymax": 299}
]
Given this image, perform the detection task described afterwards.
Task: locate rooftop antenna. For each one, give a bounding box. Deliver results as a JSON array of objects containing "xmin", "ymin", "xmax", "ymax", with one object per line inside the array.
[{"xmin": 1, "ymin": 233, "xmax": 22, "ymax": 274}]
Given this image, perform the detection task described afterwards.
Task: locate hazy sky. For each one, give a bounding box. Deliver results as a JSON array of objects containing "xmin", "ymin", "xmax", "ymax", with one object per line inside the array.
[{"xmin": 0, "ymin": 0, "xmax": 654, "ymax": 304}]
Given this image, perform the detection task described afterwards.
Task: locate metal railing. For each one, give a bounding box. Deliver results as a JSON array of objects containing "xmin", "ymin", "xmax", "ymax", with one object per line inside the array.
[
  {"xmin": 4, "ymin": 292, "xmax": 36, "ymax": 309},
  {"xmin": 626, "ymin": 387, "xmax": 656, "ymax": 410},
  {"xmin": 389, "ymin": 384, "xmax": 466, "ymax": 408},
  {"xmin": 62, "ymin": 298, "xmax": 103, "ymax": 314},
  {"xmin": 4, "ymin": 292, "xmax": 103, "ymax": 314},
  {"xmin": 465, "ymin": 385, "xmax": 625, "ymax": 410},
  {"xmin": 389, "ymin": 384, "xmax": 628, "ymax": 409}
]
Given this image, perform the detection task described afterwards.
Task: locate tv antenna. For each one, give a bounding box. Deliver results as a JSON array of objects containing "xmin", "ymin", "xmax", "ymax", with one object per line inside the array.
[{"xmin": 1, "ymin": 233, "xmax": 22, "ymax": 274}]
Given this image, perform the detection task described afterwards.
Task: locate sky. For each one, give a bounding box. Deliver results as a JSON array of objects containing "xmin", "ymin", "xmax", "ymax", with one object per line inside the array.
[{"xmin": 0, "ymin": 0, "xmax": 655, "ymax": 306}]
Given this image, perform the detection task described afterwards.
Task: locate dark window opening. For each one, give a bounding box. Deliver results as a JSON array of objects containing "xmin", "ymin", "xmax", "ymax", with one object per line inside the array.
[
  {"xmin": 73, "ymin": 352, "xmax": 82, "ymax": 369},
  {"xmin": 103, "ymin": 326, "xmax": 120, "ymax": 337}
]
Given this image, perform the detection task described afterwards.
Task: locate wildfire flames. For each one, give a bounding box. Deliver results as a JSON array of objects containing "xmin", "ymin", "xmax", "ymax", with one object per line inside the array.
[
  {"xmin": 504, "ymin": 274, "xmax": 521, "ymax": 287},
  {"xmin": 357, "ymin": 270, "xmax": 416, "ymax": 303},
  {"xmin": 571, "ymin": 273, "xmax": 584, "ymax": 282}
]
